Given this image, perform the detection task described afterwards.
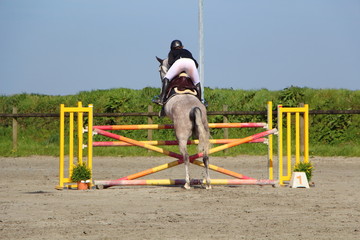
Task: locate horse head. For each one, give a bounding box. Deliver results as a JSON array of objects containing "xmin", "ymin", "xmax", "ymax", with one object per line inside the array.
[{"xmin": 156, "ymin": 56, "xmax": 169, "ymax": 80}]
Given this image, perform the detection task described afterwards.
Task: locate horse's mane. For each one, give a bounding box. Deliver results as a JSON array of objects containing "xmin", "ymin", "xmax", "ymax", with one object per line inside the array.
[{"xmin": 158, "ymin": 57, "xmax": 169, "ymax": 79}]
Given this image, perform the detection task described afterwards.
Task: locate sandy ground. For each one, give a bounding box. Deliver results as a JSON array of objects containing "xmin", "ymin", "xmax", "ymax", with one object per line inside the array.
[{"xmin": 0, "ymin": 155, "xmax": 359, "ymax": 240}]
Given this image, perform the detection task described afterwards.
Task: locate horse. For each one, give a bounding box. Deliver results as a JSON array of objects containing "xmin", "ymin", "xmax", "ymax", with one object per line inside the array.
[{"xmin": 156, "ymin": 57, "xmax": 211, "ymax": 190}]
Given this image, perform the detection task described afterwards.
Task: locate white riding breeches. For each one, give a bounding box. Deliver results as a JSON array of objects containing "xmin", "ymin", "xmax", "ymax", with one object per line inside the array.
[{"xmin": 164, "ymin": 58, "xmax": 200, "ymax": 85}]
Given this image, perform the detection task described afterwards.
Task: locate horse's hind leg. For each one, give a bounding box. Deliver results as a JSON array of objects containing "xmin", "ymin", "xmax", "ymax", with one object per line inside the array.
[
  {"xmin": 203, "ymin": 155, "xmax": 211, "ymax": 189},
  {"xmin": 184, "ymin": 153, "xmax": 190, "ymax": 190},
  {"xmin": 179, "ymin": 139, "xmax": 191, "ymax": 190}
]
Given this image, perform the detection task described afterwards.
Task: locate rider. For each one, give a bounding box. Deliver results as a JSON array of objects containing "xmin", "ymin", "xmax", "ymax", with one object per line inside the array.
[{"xmin": 154, "ymin": 40, "xmax": 202, "ymax": 105}]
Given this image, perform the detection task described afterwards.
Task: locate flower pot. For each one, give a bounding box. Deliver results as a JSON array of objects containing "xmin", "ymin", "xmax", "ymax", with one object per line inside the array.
[{"xmin": 77, "ymin": 181, "xmax": 89, "ymax": 190}]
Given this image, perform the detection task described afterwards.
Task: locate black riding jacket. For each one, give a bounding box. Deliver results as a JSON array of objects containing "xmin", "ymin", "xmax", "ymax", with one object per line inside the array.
[{"xmin": 168, "ymin": 49, "xmax": 199, "ymax": 68}]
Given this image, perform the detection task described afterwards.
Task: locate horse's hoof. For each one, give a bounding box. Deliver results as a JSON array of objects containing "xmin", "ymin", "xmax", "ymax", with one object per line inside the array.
[
  {"xmin": 205, "ymin": 185, "xmax": 212, "ymax": 190},
  {"xmin": 183, "ymin": 183, "xmax": 191, "ymax": 190}
]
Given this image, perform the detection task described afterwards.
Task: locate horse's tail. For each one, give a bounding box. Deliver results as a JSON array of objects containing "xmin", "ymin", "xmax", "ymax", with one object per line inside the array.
[{"xmin": 191, "ymin": 107, "xmax": 210, "ymax": 156}]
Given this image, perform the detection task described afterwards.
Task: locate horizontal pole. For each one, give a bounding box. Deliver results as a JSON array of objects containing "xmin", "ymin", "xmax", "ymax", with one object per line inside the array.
[
  {"xmin": 93, "ymin": 122, "xmax": 267, "ymax": 131},
  {"xmin": 208, "ymin": 122, "xmax": 267, "ymax": 128},
  {"xmin": 278, "ymin": 107, "xmax": 307, "ymax": 113},
  {"xmin": 94, "ymin": 178, "xmax": 276, "ymax": 187},
  {"xmin": 94, "ymin": 124, "xmax": 174, "ymax": 130},
  {"xmin": 92, "ymin": 138, "xmax": 266, "ymax": 147},
  {"xmin": 0, "ymin": 113, "xmax": 60, "ymax": 117}
]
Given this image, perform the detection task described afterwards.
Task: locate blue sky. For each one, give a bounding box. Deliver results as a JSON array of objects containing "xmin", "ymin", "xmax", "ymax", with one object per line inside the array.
[{"xmin": 1, "ymin": 0, "xmax": 359, "ymax": 96}]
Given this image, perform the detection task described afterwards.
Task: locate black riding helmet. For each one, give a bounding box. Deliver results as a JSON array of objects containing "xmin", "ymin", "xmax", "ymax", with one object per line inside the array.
[{"xmin": 170, "ymin": 40, "xmax": 183, "ymax": 50}]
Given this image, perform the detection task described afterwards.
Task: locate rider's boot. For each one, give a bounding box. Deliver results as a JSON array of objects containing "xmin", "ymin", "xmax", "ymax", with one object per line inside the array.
[
  {"xmin": 153, "ymin": 78, "xmax": 170, "ymax": 105},
  {"xmin": 195, "ymin": 83, "xmax": 208, "ymax": 107},
  {"xmin": 159, "ymin": 106, "xmax": 166, "ymax": 117},
  {"xmin": 195, "ymin": 82, "xmax": 203, "ymax": 102}
]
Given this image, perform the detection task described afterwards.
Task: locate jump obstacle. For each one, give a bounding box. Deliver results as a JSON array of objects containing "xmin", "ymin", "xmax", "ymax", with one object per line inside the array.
[
  {"xmin": 56, "ymin": 101, "xmax": 309, "ymax": 189},
  {"xmin": 57, "ymin": 102, "xmax": 93, "ymax": 189}
]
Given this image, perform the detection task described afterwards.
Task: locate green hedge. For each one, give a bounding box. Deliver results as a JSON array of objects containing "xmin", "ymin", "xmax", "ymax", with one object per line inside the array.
[{"xmin": 1, "ymin": 86, "xmax": 359, "ymax": 156}]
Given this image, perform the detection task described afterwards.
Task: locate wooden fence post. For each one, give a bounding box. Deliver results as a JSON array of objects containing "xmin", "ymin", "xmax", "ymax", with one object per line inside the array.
[{"xmin": 12, "ymin": 107, "xmax": 18, "ymax": 151}]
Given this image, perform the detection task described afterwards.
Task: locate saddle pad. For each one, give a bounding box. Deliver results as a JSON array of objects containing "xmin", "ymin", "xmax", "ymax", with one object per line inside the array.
[{"xmin": 174, "ymin": 87, "xmax": 197, "ymax": 95}]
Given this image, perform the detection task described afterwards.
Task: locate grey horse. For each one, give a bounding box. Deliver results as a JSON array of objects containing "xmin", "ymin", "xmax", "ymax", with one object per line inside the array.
[{"xmin": 156, "ymin": 57, "xmax": 211, "ymax": 189}]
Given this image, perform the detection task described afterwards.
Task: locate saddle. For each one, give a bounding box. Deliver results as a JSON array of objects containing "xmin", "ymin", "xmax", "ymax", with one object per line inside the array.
[{"xmin": 163, "ymin": 73, "xmax": 200, "ymax": 104}]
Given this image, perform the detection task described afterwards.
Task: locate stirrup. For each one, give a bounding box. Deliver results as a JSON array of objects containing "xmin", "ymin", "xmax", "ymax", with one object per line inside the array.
[
  {"xmin": 202, "ymin": 99, "xmax": 208, "ymax": 107},
  {"xmin": 152, "ymin": 95, "xmax": 164, "ymax": 105}
]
